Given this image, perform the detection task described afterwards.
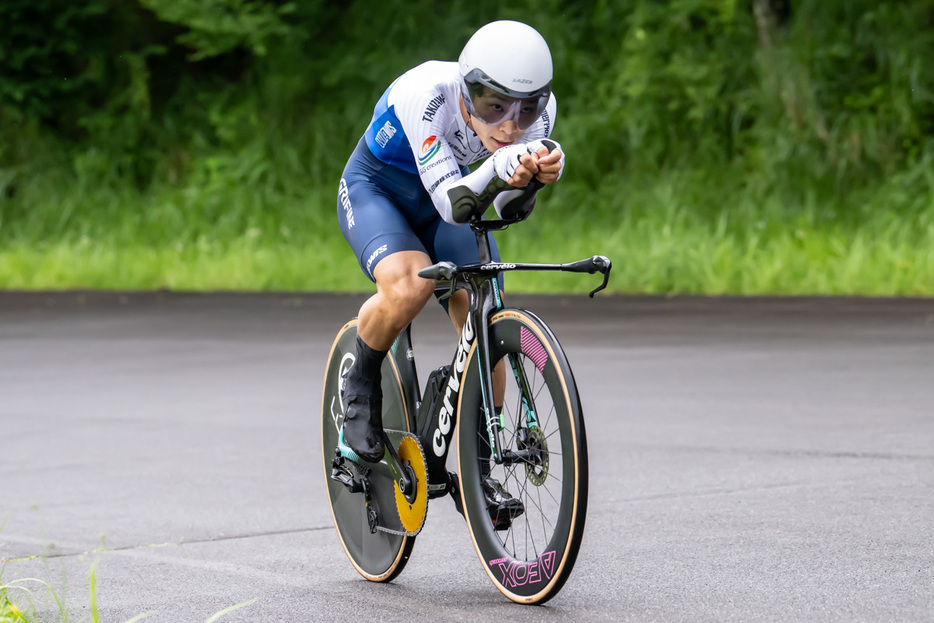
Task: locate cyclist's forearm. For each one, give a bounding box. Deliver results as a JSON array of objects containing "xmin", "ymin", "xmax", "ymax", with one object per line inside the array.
[{"xmin": 437, "ymin": 157, "xmax": 507, "ymax": 224}]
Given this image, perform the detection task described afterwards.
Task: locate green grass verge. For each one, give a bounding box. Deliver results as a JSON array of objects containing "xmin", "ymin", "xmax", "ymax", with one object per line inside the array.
[{"xmin": 1, "ymin": 169, "xmax": 931, "ymax": 296}]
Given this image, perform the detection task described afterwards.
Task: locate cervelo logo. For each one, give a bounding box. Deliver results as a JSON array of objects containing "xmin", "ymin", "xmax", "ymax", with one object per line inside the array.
[
  {"xmin": 375, "ymin": 120, "xmax": 397, "ymax": 148},
  {"xmin": 489, "ymin": 551, "xmax": 556, "ymax": 589},
  {"xmin": 432, "ymin": 314, "xmax": 474, "ymax": 457},
  {"xmin": 417, "ymin": 135, "xmax": 442, "ymax": 165},
  {"xmin": 481, "ymin": 263, "xmax": 516, "ymax": 271},
  {"xmin": 338, "ymin": 178, "xmax": 354, "ymax": 228},
  {"xmin": 366, "ymin": 244, "xmax": 388, "ymax": 275}
]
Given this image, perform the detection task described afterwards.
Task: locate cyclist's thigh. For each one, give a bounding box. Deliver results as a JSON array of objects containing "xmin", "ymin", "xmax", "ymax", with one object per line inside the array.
[{"xmin": 338, "ymin": 155, "xmax": 428, "ymax": 281}]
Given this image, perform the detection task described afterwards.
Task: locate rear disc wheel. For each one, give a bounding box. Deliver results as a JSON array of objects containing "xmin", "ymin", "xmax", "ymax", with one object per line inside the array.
[{"xmin": 321, "ymin": 319, "xmax": 415, "ymax": 582}]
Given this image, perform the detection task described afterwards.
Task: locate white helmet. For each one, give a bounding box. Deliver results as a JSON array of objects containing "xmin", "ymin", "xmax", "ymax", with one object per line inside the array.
[{"xmin": 458, "ymin": 21, "xmax": 553, "ymax": 129}]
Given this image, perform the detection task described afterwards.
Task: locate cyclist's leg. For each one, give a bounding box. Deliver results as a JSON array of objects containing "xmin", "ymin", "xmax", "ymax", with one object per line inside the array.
[
  {"xmin": 343, "ymin": 250, "xmax": 436, "ymax": 461},
  {"xmin": 338, "ymin": 146, "xmax": 434, "ymax": 461},
  {"xmin": 359, "ymin": 251, "xmax": 435, "ymax": 351}
]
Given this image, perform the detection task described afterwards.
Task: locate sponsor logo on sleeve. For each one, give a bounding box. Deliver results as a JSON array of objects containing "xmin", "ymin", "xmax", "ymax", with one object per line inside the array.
[
  {"xmin": 421, "ymin": 93, "xmax": 445, "ymax": 122},
  {"xmin": 418, "ymin": 154, "xmax": 452, "ymax": 176},
  {"xmin": 540, "ymin": 109, "xmax": 551, "ymax": 137},
  {"xmin": 427, "ymin": 169, "xmax": 457, "ymax": 194},
  {"xmin": 375, "ymin": 121, "xmax": 397, "ymax": 148},
  {"xmin": 417, "ymin": 135, "xmax": 442, "ymax": 165}
]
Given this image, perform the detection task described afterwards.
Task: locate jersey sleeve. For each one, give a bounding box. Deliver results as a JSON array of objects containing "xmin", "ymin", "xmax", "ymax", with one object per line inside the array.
[
  {"xmin": 395, "ymin": 87, "xmax": 558, "ymax": 225},
  {"xmin": 392, "ymin": 87, "xmax": 470, "ymax": 224}
]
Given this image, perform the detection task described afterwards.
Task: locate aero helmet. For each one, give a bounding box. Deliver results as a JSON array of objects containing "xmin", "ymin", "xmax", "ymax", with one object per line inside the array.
[{"xmin": 458, "ymin": 21, "xmax": 553, "ymax": 129}]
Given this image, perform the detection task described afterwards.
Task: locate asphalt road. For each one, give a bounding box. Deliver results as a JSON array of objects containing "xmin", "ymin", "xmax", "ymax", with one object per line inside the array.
[{"xmin": 2, "ymin": 292, "xmax": 932, "ymax": 622}]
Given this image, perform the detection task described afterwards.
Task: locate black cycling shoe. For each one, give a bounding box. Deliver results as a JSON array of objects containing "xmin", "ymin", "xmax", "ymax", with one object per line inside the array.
[
  {"xmin": 482, "ymin": 477, "xmax": 524, "ymax": 530},
  {"xmin": 342, "ymin": 394, "xmax": 384, "ymax": 463}
]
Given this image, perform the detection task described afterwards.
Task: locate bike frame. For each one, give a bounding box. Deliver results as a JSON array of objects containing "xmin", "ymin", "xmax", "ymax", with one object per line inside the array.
[{"xmin": 344, "ymin": 219, "xmax": 611, "ymax": 498}]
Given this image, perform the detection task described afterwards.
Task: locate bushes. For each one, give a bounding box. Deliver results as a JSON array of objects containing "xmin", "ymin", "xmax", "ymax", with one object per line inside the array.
[
  {"xmin": 3, "ymin": 0, "xmax": 932, "ymax": 189},
  {"xmin": 0, "ymin": 0, "xmax": 932, "ymax": 293}
]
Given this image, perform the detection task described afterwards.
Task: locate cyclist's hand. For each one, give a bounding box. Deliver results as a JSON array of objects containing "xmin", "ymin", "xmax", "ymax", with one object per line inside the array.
[
  {"xmin": 533, "ymin": 147, "xmax": 562, "ymax": 184},
  {"xmin": 493, "ymin": 144, "xmax": 538, "ymax": 188},
  {"xmin": 523, "ymin": 139, "xmax": 564, "ymax": 185},
  {"xmin": 508, "ymin": 152, "xmax": 540, "ymax": 187}
]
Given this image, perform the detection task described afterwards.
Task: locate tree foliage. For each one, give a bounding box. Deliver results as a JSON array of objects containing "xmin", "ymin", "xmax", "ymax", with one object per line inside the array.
[{"xmin": 1, "ymin": 0, "xmax": 932, "ymax": 205}]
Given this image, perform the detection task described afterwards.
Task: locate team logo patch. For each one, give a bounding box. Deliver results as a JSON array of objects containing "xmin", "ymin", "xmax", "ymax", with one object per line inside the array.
[{"xmin": 417, "ymin": 135, "xmax": 441, "ymax": 165}]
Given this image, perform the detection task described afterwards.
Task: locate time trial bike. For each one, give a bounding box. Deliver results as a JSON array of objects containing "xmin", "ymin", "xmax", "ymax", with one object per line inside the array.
[{"xmin": 321, "ymin": 169, "xmax": 611, "ymax": 605}]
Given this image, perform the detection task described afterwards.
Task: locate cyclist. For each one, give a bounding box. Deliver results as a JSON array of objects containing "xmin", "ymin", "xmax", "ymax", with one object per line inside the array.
[{"xmin": 337, "ymin": 20, "xmax": 564, "ymax": 527}]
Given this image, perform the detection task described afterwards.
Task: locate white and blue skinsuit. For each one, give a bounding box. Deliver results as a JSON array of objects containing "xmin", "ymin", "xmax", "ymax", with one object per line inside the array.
[{"xmin": 337, "ymin": 60, "xmax": 557, "ymax": 282}]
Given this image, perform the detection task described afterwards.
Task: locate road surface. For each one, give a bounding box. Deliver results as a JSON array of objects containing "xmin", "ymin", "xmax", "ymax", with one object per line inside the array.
[{"xmin": 2, "ymin": 292, "xmax": 932, "ymax": 621}]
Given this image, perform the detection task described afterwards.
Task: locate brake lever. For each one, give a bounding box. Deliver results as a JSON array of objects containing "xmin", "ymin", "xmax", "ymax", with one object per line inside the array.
[
  {"xmin": 588, "ymin": 256, "xmax": 612, "ymax": 298},
  {"xmin": 418, "ymin": 261, "xmax": 458, "ymax": 301}
]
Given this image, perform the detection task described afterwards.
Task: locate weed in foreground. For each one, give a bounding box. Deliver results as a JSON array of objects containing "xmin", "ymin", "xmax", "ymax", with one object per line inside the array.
[{"xmin": 0, "ymin": 563, "xmax": 257, "ymax": 623}]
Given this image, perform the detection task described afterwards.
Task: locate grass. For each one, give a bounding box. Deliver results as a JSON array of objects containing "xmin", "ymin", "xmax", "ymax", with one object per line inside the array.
[
  {"xmin": 1, "ymin": 165, "xmax": 930, "ymax": 296},
  {"xmin": 1, "ymin": 520, "xmax": 257, "ymax": 623},
  {"xmin": 0, "ymin": 563, "xmax": 257, "ymax": 623}
]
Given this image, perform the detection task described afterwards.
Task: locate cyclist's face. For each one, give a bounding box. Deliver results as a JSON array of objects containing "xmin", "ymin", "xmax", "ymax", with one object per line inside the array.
[{"xmin": 461, "ymin": 98, "xmax": 523, "ymax": 153}]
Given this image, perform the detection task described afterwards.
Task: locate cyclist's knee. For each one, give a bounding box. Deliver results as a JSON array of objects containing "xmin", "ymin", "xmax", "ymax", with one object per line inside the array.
[
  {"xmin": 448, "ymin": 289, "xmax": 469, "ymax": 329},
  {"xmin": 374, "ymin": 256, "xmax": 434, "ymax": 316},
  {"xmin": 387, "ymin": 275, "xmax": 434, "ymax": 311}
]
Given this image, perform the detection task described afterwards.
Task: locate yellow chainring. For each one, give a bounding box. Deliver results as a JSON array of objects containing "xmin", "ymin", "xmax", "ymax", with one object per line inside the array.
[{"xmin": 395, "ymin": 436, "xmax": 428, "ymax": 534}]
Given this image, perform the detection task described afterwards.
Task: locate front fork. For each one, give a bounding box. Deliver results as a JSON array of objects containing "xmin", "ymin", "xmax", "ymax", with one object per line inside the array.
[{"xmin": 471, "ymin": 278, "xmax": 539, "ymax": 467}]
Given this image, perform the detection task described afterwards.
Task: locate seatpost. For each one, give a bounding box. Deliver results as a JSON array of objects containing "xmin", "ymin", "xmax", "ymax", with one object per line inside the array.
[{"xmin": 474, "ymin": 226, "xmax": 494, "ymax": 264}]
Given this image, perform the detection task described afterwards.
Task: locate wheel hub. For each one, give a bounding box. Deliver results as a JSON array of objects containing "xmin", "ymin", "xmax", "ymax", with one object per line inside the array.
[{"xmin": 518, "ymin": 425, "xmax": 549, "ymax": 486}]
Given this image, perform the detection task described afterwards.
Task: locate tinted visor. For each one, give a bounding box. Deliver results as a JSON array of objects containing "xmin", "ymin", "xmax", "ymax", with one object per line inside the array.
[{"xmin": 461, "ymin": 70, "xmax": 550, "ymax": 130}]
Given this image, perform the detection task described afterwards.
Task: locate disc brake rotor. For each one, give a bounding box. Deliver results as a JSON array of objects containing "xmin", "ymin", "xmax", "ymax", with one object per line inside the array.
[
  {"xmin": 523, "ymin": 425, "xmax": 549, "ymax": 486},
  {"xmin": 394, "ymin": 436, "xmax": 428, "ymax": 534}
]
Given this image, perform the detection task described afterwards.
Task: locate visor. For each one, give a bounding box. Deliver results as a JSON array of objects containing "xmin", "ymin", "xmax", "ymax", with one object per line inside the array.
[{"xmin": 460, "ymin": 69, "xmax": 550, "ymax": 130}]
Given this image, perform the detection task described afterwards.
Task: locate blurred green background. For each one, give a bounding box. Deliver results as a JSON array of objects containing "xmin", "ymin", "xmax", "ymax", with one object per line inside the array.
[{"xmin": 1, "ymin": 0, "xmax": 932, "ymax": 294}]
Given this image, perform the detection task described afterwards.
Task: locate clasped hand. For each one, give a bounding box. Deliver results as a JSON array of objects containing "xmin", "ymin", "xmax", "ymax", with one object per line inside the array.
[{"xmin": 508, "ymin": 145, "xmax": 563, "ymax": 187}]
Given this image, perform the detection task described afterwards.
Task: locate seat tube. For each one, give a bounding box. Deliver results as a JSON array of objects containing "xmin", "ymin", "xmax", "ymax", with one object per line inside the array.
[{"xmin": 390, "ymin": 324, "xmax": 420, "ymax": 432}]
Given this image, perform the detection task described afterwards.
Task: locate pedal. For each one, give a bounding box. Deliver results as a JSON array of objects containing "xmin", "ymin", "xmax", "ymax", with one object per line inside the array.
[{"xmin": 331, "ymin": 453, "xmax": 363, "ymax": 493}]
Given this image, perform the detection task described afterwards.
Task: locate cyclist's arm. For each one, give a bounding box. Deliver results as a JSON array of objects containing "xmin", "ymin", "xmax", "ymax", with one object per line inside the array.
[
  {"xmin": 489, "ymin": 136, "xmax": 563, "ymax": 220},
  {"xmin": 398, "ymin": 88, "xmax": 559, "ymax": 224},
  {"xmin": 402, "ymin": 121, "xmax": 518, "ymax": 224},
  {"xmin": 392, "ymin": 85, "xmax": 483, "ymax": 225}
]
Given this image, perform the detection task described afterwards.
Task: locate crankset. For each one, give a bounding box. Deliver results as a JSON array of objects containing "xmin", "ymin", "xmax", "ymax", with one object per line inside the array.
[{"xmin": 330, "ymin": 429, "xmax": 428, "ymax": 537}]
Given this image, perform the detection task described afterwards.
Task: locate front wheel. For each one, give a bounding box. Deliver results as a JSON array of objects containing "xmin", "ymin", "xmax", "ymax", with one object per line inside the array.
[{"xmin": 456, "ymin": 309, "xmax": 588, "ymax": 604}]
